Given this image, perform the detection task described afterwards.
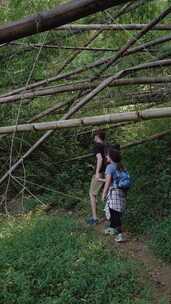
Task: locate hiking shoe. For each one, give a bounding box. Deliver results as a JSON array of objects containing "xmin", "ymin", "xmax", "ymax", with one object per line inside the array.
[
  {"xmin": 86, "ymin": 218, "xmax": 98, "ymax": 225},
  {"xmin": 104, "ymin": 227, "xmax": 117, "ymax": 235},
  {"xmin": 115, "ymin": 233, "xmax": 126, "ymax": 243}
]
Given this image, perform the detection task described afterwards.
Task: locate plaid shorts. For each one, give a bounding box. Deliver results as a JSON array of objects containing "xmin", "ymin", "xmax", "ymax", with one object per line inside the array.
[{"xmin": 107, "ymin": 188, "xmax": 126, "ymax": 212}]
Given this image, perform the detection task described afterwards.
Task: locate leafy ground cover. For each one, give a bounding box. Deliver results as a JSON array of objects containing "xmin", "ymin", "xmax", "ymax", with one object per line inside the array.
[{"xmin": 0, "ymin": 214, "xmax": 164, "ymax": 304}]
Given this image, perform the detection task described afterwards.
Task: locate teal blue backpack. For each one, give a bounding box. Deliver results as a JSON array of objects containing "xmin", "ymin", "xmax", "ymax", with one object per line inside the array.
[{"xmin": 116, "ymin": 169, "xmax": 132, "ymax": 191}]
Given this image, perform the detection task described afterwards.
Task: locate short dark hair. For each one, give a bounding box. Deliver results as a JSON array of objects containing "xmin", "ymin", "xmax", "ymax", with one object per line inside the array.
[
  {"xmin": 105, "ymin": 147, "xmax": 121, "ymax": 163},
  {"xmin": 95, "ymin": 129, "xmax": 105, "ymax": 141}
]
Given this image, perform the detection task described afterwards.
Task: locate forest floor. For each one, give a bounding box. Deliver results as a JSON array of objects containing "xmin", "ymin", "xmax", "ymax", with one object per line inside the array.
[
  {"xmin": 95, "ymin": 221, "xmax": 171, "ymax": 303},
  {"xmin": 47, "ymin": 207, "xmax": 171, "ymax": 304}
]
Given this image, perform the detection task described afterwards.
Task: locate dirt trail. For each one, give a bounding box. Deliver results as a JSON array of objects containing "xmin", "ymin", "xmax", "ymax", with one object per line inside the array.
[
  {"xmin": 47, "ymin": 207, "xmax": 171, "ymax": 303},
  {"xmin": 95, "ymin": 221, "xmax": 171, "ymax": 303}
]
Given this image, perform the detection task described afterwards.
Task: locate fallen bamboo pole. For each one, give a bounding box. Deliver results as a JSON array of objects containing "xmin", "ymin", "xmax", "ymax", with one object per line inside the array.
[
  {"xmin": 54, "ymin": 0, "xmax": 132, "ymax": 85},
  {"xmin": 0, "ymin": 0, "xmax": 129, "ymax": 44},
  {"xmin": 0, "ymin": 55, "xmax": 114, "ymax": 98},
  {"xmin": 2, "ymin": 31, "xmax": 171, "ymax": 98},
  {"xmin": 0, "ymin": 107, "xmax": 171, "ymax": 135},
  {"xmin": 55, "ymin": 23, "xmax": 171, "ymax": 31},
  {"xmin": 28, "ymin": 90, "xmax": 170, "ymax": 111},
  {"xmin": 29, "ymin": 84, "xmax": 164, "ymax": 124},
  {"xmin": 9, "ymin": 42, "xmax": 157, "ymax": 53},
  {"xmin": 48, "ymin": 7, "xmax": 171, "ymax": 76},
  {"xmin": 126, "ymin": 33, "xmax": 171, "ymax": 56},
  {"xmin": 1, "ymin": 67, "xmax": 171, "ymax": 105},
  {"xmin": 51, "ymin": 2, "xmax": 134, "ymax": 113},
  {"xmin": 0, "ymin": 4, "xmax": 170, "ymax": 185},
  {"xmin": 2, "ymin": 76, "xmax": 171, "ymax": 105},
  {"xmin": 10, "ymin": 43, "xmax": 121, "ymax": 52},
  {"xmin": 82, "ymin": 5, "xmax": 171, "ymax": 81},
  {"xmin": 95, "ymin": 5, "xmax": 171, "ymax": 76}
]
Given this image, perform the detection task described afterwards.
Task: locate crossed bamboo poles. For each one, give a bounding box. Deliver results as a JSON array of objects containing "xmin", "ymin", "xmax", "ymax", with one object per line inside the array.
[{"xmin": 0, "ymin": 1, "xmax": 171, "ymax": 186}]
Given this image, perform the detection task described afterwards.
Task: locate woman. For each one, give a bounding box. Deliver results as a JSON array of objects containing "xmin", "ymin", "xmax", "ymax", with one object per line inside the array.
[{"xmin": 102, "ymin": 147, "xmax": 127, "ymax": 242}]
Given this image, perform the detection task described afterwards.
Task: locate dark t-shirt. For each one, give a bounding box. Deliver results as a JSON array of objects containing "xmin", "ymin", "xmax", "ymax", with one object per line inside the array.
[{"xmin": 92, "ymin": 143, "xmax": 106, "ymax": 173}]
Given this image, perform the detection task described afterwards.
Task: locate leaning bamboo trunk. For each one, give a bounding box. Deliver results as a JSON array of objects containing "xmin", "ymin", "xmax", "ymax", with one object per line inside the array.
[
  {"xmin": 2, "ymin": 32, "xmax": 171, "ymax": 98},
  {"xmin": 0, "ymin": 0, "xmax": 129, "ymax": 44},
  {"xmin": 1, "ymin": 65, "xmax": 171, "ymax": 105},
  {"xmin": 0, "ymin": 107, "xmax": 171, "ymax": 135},
  {"xmin": 0, "ymin": 5, "xmax": 170, "ymax": 186}
]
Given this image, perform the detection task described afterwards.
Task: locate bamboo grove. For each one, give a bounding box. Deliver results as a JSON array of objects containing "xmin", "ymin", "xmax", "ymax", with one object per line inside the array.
[{"xmin": 0, "ymin": 0, "xmax": 171, "ymax": 186}]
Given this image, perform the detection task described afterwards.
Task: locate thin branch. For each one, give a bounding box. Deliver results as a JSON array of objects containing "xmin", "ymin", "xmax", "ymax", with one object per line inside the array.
[{"xmin": 54, "ymin": 23, "xmax": 171, "ymax": 31}]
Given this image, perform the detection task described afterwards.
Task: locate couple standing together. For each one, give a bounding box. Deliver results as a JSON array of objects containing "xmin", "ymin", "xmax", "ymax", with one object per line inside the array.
[{"xmin": 87, "ymin": 129, "xmax": 127, "ymax": 243}]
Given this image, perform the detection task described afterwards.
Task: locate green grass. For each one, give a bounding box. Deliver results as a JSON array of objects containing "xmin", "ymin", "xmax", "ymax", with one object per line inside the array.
[
  {"xmin": 0, "ymin": 214, "xmax": 159, "ymax": 304},
  {"xmin": 150, "ymin": 217, "xmax": 171, "ymax": 264}
]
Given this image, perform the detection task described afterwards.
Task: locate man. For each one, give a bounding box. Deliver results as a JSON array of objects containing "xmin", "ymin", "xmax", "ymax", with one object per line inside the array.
[{"xmin": 87, "ymin": 129, "xmax": 106, "ymax": 225}]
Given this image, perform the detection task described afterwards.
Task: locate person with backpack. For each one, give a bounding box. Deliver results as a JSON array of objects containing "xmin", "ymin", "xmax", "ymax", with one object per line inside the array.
[{"xmin": 102, "ymin": 147, "xmax": 131, "ymax": 242}]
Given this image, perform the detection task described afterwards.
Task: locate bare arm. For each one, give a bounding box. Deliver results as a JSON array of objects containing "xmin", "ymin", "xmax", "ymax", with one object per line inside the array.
[
  {"xmin": 102, "ymin": 175, "xmax": 112, "ymax": 200},
  {"xmin": 95, "ymin": 153, "xmax": 103, "ymax": 180}
]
